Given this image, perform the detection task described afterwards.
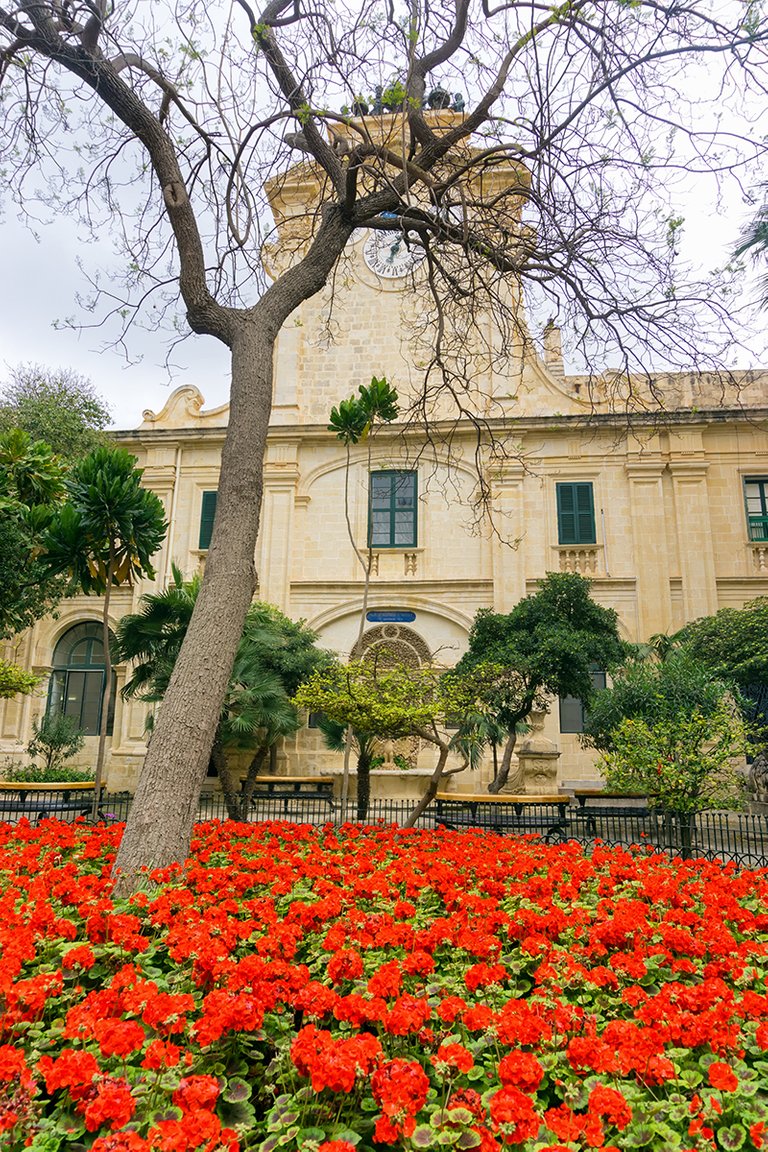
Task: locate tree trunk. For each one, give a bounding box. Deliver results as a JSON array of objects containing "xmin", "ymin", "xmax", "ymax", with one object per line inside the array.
[
  {"xmin": 488, "ymin": 730, "xmax": 520, "ymax": 794},
  {"xmin": 212, "ymin": 740, "xmax": 240, "ymax": 821},
  {"xmin": 404, "ymin": 744, "xmax": 449, "ymax": 828},
  {"xmin": 356, "ymin": 747, "xmax": 372, "ymax": 822},
  {"xmin": 237, "ymin": 745, "xmax": 269, "ymax": 820},
  {"xmin": 112, "ymin": 211, "xmax": 354, "ymax": 893},
  {"xmin": 112, "ymin": 325, "xmax": 273, "ymax": 889},
  {"xmin": 92, "ymin": 555, "xmax": 114, "ymax": 821}
]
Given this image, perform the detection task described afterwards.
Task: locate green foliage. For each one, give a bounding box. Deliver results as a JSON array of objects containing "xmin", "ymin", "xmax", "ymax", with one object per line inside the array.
[
  {"xmin": 600, "ymin": 703, "xmax": 749, "ymax": 813},
  {"xmin": 294, "ymin": 659, "xmax": 475, "ymax": 744},
  {"xmin": 26, "ymin": 713, "xmax": 86, "ymax": 773},
  {"xmin": 0, "ymin": 762, "xmax": 95, "ymax": 783},
  {"xmin": 0, "ymin": 430, "xmax": 70, "ymax": 639},
  {"xmin": 0, "ymin": 364, "xmax": 111, "ymax": 460},
  {"xmin": 582, "ymin": 652, "xmax": 736, "ymax": 754},
  {"xmin": 680, "ymin": 599, "xmax": 768, "ymax": 688},
  {"xmin": 328, "ymin": 376, "xmax": 399, "ymax": 444},
  {"xmin": 455, "ymin": 572, "xmax": 627, "ymax": 734},
  {"xmin": 0, "ymin": 659, "xmax": 41, "ymax": 698},
  {"xmin": 44, "ymin": 447, "xmax": 167, "ymax": 592},
  {"xmin": 114, "ymin": 565, "xmax": 330, "ymax": 752},
  {"xmin": 0, "ymin": 428, "xmax": 65, "ymax": 508}
]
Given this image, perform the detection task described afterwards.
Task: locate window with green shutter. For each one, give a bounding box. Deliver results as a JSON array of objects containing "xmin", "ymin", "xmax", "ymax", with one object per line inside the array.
[
  {"xmin": 744, "ymin": 478, "xmax": 768, "ymax": 542},
  {"xmin": 199, "ymin": 490, "xmax": 218, "ymax": 550},
  {"xmin": 556, "ymin": 482, "xmax": 596, "ymax": 545},
  {"xmin": 368, "ymin": 471, "xmax": 417, "ymax": 548}
]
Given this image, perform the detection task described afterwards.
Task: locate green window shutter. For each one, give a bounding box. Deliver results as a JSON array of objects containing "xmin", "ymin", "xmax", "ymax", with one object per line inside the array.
[
  {"xmin": 368, "ymin": 471, "xmax": 417, "ymax": 547},
  {"xmin": 745, "ymin": 478, "xmax": 768, "ymax": 542},
  {"xmin": 556, "ymin": 483, "xmax": 595, "ymax": 545},
  {"xmin": 199, "ymin": 490, "xmax": 218, "ymax": 550}
]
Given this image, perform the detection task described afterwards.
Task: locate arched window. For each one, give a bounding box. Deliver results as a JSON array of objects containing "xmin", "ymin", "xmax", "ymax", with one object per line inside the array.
[
  {"xmin": 46, "ymin": 623, "xmax": 115, "ymax": 736},
  {"xmin": 351, "ymin": 624, "xmax": 431, "ymax": 668}
]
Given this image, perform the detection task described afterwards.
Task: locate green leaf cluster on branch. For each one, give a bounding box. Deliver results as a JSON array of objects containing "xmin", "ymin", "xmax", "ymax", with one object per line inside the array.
[
  {"xmin": 0, "ymin": 659, "xmax": 41, "ymax": 699},
  {"xmin": 328, "ymin": 377, "xmax": 399, "ymax": 445}
]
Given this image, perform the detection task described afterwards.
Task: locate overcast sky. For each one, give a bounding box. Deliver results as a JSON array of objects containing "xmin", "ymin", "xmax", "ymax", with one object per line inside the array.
[{"xmin": 1, "ymin": 170, "xmax": 764, "ymax": 432}]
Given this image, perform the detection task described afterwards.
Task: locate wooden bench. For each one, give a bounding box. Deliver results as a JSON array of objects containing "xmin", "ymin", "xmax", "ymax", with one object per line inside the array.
[
  {"xmin": 0, "ymin": 782, "xmax": 107, "ymax": 824},
  {"xmin": 434, "ymin": 792, "xmax": 571, "ymax": 841},
  {"xmin": 250, "ymin": 775, "xmax": 335, "ymax": 812},
  {"xmin": 571, "ymin": 789, "xmax": 651, "ymax": 836}
]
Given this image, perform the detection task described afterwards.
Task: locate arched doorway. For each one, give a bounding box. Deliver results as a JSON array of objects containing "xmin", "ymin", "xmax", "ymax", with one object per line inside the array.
[{"xmin": 47, "ymin": 623, "xmax": 115, "ymax": 736}]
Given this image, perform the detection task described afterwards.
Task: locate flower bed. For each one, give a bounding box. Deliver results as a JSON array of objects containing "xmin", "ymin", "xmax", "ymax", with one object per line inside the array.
[{"xmin": 2, "ymin": 820, "xmax": 768, "ymax": 1152}]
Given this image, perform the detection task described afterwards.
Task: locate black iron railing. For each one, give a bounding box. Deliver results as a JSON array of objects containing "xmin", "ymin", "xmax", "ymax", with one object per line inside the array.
[{"xmin": 4, "ymin": 791, "xmax": 768, "ymax": 870}]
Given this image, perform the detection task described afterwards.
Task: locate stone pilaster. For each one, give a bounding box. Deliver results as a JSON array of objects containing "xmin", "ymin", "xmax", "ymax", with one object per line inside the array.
[
  {"xmin": 491, "ymin": 464, "xmax": 526, "ymax": 612},
  {"xmin": 669, "ymin": 460, "xmax": 718, "ymax": 621},
  {"xmin": 256, "ymin": 440, "xmax": 300, "ymax": 612},
  {"xmin": 625, "ymin": 460, "xmax": 672, "ymax": 641}
]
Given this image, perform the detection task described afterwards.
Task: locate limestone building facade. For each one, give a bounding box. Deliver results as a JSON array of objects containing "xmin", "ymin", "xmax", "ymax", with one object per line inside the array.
[{"xmin": 3, "ymin": 115, "xmax": 768, "ymax": 793}]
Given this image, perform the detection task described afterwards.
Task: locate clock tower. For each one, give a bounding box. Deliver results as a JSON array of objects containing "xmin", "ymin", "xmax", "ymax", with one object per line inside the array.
[{"xmin": 262, "ymin": 110, "xmax": 537, "ymax": 427}]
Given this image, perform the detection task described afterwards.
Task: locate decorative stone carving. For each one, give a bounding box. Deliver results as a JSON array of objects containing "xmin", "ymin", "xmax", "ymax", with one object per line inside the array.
[
  {"xmin": 749, "ymin": 751, "xmax": 768, "ymax": 804},
  {"xmin": 515, "ymin": 710, "xmax": 561, "ymax": 795}
]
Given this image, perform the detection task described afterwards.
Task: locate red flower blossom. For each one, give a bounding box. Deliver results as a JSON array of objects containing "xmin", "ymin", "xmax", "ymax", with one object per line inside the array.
[
  {"xmin": 431, "ymin": 1043, "xmax": 474, "ymax": 1074},
  {"xmin": 708, "ymin": 1062, "xmax": 739, "ymax": 1092},
  {"xmin": 489, "ymin": 1086, "xmax": 540, "ymax": 1143},
  {"xmin": 498, "ymin": 1050, "xmax": 544, "ymax": 1093}
]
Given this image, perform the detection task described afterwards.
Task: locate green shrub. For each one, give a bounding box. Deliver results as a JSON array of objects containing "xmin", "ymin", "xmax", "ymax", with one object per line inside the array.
[
  {"xmin": 1, "ymin": 763, "xmax": 95, "ymax": 784},
  {"xmin": 27, "ymin": 713, "xmax": 87, "ymax": 774}
]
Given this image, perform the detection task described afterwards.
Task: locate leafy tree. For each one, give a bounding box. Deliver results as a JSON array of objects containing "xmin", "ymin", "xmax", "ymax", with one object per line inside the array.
[
  {"xmin": 581, "ymin": 651, "xmax": 750, "ymax": 819},
  {"xmin": 599, "ymin": 704, "xmax": 748, "ymax": 816},
  {"xmin": 44, "ymin": 447, "xmax": 167, "ymax": 816},
  {"xmin": 0, "ymin": 429, "xmax": 71, "ymax": 638},
  {"xmin": 679, "ymin": 599, "xmax": 768, "ymax": 728},
  {"xmin": 1, "ymin": 1, "xmax": 763, "ymax": 884},
  {"xmin": 113, "ymin": 565, "xmax": 330, "ymax": 819},
  {"xmin": 295, "ymin": 659, "xmax": 481, "ymax": 824},
  {"xmin": 582, "ymin": 651, "xmax": 735, "ymax": 754},
  {"xmin": 0, "ymin": 365, "xmax": 112, "ymax": 460},
  {"xmin": 455, "ymin": 573, "xmax": 627, "ymax": 792},
  {"xmin": 0, "ymin": 659, "xmax": 40, "ymax": 699}
]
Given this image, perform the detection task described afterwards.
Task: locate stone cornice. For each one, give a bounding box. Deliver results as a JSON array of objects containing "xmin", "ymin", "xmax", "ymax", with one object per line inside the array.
[{"xmin": 114, "ymin": 406, "xmax": 768, "ymax": 445}]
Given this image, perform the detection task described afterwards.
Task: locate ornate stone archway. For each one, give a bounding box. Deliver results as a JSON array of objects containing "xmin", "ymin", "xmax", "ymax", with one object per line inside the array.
[{"xmin": 351, "ymin": 624, "xmax": 431, "ymax": 667}]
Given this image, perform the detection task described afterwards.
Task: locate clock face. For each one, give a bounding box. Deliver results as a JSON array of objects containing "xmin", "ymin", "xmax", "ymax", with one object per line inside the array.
[{"xmin": 363, "ymin": 231, "xmax": 425, "ymax": 279}]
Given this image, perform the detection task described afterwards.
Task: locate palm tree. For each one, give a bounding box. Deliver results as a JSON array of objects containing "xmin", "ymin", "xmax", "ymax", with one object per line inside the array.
[
  {"xmin": 113, "ymin": 566, "xmax": 328, "ymax": 819},
  {"xmin": 44, "ymin": 447, "xmax": 167, "ymax": 817},
  {"xmin": 734, "ymin": 200, "xmax": 768, "ymax": 306}
]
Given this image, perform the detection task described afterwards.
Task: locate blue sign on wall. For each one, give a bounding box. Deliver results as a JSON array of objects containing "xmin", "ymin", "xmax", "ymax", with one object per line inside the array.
[{"xmin": 366, "ymin": 610, "xmax": 416, "ymax": 623}]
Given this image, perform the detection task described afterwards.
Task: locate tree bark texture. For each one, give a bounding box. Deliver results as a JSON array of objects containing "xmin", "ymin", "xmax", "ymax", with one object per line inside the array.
[
  {"xmin": 404, "ymin": 744, "xmax": 449, "ymax": 828},
  {"xmin": 488, "ymin": 731, "xmax": 521, "ymax": 794},
  {"xmin": 356, "ymin": 748, "xmax": 371, "ymax": 822},
  {"xmin": 211, "ymin": 741, "xmax": 240, "ymax": 821},
  {"xmin": 237, "ymin": 746, "xmax": 269, "ymax": 820}
]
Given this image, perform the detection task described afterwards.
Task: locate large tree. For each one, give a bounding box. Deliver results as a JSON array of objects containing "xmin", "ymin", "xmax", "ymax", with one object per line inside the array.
[
  {"xmin": 0, "ymin": 428, "xmax": 70, "ymax": 639},
  {"xmin": 454, "ymin": 572, "xmax": 626, "ymax": 792},
  {"xmin": 0, "ymin": 365, "xmax": 112, "ymax": 461},
  {"xmin": 1, "ymin": 1, "xmax": 765, "ymax": 884}
]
